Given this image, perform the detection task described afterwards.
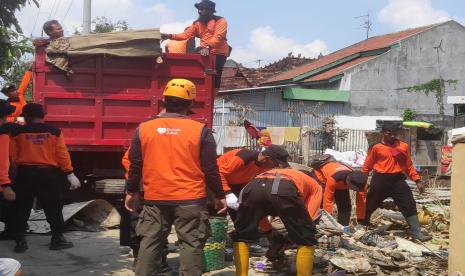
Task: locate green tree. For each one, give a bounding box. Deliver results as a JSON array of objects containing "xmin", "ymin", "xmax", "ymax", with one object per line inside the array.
[
  {"xmin": 0, "ymin": 0, "xmax": 36, "ymax": 85},
  {"xmin": 92, "ymin": 16, "xmax": 129, "ymax": 33}
]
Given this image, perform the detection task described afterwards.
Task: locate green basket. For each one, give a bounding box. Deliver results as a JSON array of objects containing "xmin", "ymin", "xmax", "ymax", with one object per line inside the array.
[
  {"xmin": 202, "ymin": 217, "xmax": 227, "ymax": 271},
  {"xmin": 207, "ymin": 217, "xmax": 228, "ymax": 243}
]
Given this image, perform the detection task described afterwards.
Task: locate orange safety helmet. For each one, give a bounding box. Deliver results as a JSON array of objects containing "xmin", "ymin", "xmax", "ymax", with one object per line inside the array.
[{"xmin": 163, "ymin": 79, "xmax": 197, "ymax": 101}]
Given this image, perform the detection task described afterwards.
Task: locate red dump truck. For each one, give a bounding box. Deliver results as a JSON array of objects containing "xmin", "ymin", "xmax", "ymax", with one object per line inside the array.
[{"xmin": 32, "ymin": 46, "xmax": 216, "ymax": 195}]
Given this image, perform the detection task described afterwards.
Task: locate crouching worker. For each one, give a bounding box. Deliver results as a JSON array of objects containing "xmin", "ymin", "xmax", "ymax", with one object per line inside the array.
[
  {"xmin": 311, "ymin": 155, "xmax": 368, "ymax": 226},
  {"xmin": 231, "ymin": 168, "xmax": 322, "ymax": 276},
  {"xmin": 125, "ymin": 79, "xmax": 227, "ymax": 275},
  {"xmin": 362, "ymin": 122, "xmax": 431, "ymax": 241},
  {"xmin": 9, "ymin": 103, "xmax": 81, "ymax": 253}
]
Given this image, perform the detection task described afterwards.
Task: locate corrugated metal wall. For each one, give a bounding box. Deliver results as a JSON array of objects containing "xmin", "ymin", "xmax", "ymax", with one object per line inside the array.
[{"xmin": 215, "ymin": 87, "xmax": 345, "ymax": 128}]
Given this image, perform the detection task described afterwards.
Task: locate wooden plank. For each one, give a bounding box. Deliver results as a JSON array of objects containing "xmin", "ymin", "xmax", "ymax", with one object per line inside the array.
[{"xmin": 449, "ymin": 143, "xmax": 465, "ymax": 274}]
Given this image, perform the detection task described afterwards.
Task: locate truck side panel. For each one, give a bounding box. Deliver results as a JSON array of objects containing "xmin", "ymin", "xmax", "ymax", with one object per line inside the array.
[{"xmin": 33, "ymin": 47, "xmax": 215, "ymax": 151}]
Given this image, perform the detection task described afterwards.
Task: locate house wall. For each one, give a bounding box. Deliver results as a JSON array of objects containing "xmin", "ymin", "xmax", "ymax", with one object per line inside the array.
[
  {"xmin": 343, "ymin": 21, "xmax": 465, "ymax": 116},
  {"xmin": 215, "ymin": 88, "xmax": 345, "ymax": 127}
]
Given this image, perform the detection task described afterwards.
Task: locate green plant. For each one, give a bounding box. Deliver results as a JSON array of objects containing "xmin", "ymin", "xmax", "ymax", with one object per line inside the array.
[
  {"xmin": 401, "ymin": 108, "xmax": 418, "ymax": 121},
  {"xmin": 399, "ymin": 78, "xmax": 458, "ymax": 115}
]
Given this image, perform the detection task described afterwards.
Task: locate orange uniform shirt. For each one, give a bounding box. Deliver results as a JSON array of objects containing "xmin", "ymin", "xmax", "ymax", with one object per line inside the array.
[
  {"xmin": 7, "ymin": 71, "xmax": 32, "ymax": 123},
  {"xmin": 166, "ymin": 40, "xmax": 188, "ymax": 54},
  {"xmin": 172, "ymin": 17, "xmax": 229, "ymax": 56},
  {"xmin": 10, "ymin": 123, "xmax": 73, "ymax": 173},
  {"xmin": 0, "ymin": 129, "xmax": 11, "ymax": 190},
  {"xmin": 362, "ymin": 140, "xmax": 420, "ymax": 181},
  {"xmin": 257, "ymin": 168, "xmax": 323, "ymax": 220},
  {"xmin": 314, "ymin": 162, "xmax": 367, "ymax": 220},
  {"xmin": 217, "ymin": 149, "xmax": 270, "ymax": 193}
]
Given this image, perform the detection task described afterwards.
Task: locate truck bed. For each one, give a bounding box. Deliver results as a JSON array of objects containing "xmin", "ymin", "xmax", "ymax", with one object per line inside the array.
[{"xmin": 33, "ymin": 47, "xmax": 215, "ymax": 152}]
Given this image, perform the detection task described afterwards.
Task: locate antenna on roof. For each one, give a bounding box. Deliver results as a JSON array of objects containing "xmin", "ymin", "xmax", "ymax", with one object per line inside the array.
[{"xmin": 355, "ymin": 13, "xmax": 372, "ymax": 39}]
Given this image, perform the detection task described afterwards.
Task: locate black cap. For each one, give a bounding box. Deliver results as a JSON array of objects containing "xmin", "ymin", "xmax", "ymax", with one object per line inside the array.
[
  {"xmin": 194, "ymin": 0, "xmax": 216, "ymax": 12},
  {"xmin": 377, "ymin": 120, "xmax": 403, "ymax": 132},
  {"xmin": 1, "ymin": 85, "xmax": 16, "ymax": 96},
  {"xmin": 262, "ymin": 145, "xmax": 290, "ymax": 168},
  {"xmin": 22, "ymin": 103, "xmax": 45, "ymax": 118},
  {"xmin": 0, "ymin": 100, "xmax": 16, "ymax": 117},
  {"xmin": 347, "ymin": 171, "xmax": 368, "ymax": 190}
]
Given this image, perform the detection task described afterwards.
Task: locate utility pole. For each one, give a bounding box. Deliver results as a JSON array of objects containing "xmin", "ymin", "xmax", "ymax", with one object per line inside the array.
[
  {"xmin": 83, "ymin": 0, "xmax": 92, "ymax": 34},
  {"xmin": 355, "ymin": 13, "xmax": 372, "ymax": 40}
]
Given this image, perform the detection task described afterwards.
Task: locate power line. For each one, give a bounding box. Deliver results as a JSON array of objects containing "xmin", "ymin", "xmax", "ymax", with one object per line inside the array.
[
  {"xmin": 52, "ymin": 0, "xmax": 63, "ymax": 18},
  {"xmin": 31, "ymin": 0, "xmax": 43, "ymax": 36},
  {"xmin": 48, "ymin": 0, "xmax": 58, "ymax": 19},
  {"xmin": 62, "ymin": 0, "xmax": 75, "ymax": 22}
]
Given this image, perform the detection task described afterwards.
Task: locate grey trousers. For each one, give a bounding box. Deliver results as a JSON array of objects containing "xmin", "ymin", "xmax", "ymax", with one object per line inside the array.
[{"xmin": 135, "ymin": 204, "xmax": 210, "ymax": 276}]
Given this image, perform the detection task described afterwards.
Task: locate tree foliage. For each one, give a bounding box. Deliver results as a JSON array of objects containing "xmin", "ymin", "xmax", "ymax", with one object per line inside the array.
[
  {"xmin": 1, "ymin": 0, "xmax": 39, "ymax": 32},
  {"xmin": 92, "ymin": 16, "xmax": 129, "ymax": 33},
  {"xmin": 0, "ymin": 0, "xmax": 36, "ymax": 81}
]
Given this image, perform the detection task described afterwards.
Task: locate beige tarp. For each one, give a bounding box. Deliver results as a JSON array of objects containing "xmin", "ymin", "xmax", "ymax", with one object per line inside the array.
[{"xmin": 45, "ymin": 28, "xmax": 162, "ymax": 74}]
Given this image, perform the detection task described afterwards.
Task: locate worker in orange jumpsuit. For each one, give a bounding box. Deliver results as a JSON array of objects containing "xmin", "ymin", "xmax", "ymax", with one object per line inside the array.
[
  {"xmin": 313, "ymin": 160, "xmax": 368, "ymax": 226},
  {"xmin": 9, "ymin": 103, "xmax": 81, "ymax": 253},
  {"xmin": 124, "ymin": 79, "xmax": 227, "ymax": 275},
  {"xmin": 161, "ymin": 0, "xmax": 230, "ymax": 97},
  {"xmin": 232, "ymin": 168, "xmax": 322, "ymax": 276},
  {"xmin": 362, "ymin": 122, "xmax": 431, "ymax": 241},
  {"xmin": 218, "ymin": 145, "xmax": 290, "ymax": 220},
  {"xmin": 1, "ymin": 70, "xmax": 32, "ymax": 123}
]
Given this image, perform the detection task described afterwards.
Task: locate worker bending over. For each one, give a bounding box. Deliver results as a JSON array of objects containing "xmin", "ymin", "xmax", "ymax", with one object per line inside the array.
[
  {"xmin": 161, "ymin": 0, "xmax": 230, "ymax": 96},
  {"xmin": 312, "ymin": 156, "xmax": 367, "ymax": 226},
  {"xmin": 125, "ymin": 79, "xmax": 227, "ymax": 275},
  {"xmin": 9, "ymin": 103, "xmax": 81, "ymax": 253},
  {"xmin": 362, "ymin": 122, "xmax": 431, "ymax": 241},
  {"xmin": 218, "ymin": 145, "xmax": 289, "ymax": 220},
  {"xmin": 232, "ymin": 168, "xmax": 322, "ymax": 276},
  {"xmin": 1, "ymin": 70, "xmax": 32, "ymax": 123}
]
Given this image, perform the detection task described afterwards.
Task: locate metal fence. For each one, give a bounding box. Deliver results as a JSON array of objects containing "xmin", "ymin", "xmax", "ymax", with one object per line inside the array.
[{"xmin": 244, "ymin": 128, "xmax": 371, "ymax": 165}]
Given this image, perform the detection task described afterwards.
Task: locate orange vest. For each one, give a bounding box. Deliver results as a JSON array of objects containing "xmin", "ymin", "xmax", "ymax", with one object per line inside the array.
[
  {"xmin": 256, "ymin": 168, "xmax": 322, "ymax": 220},
  {"xmin": 138, "ymin": 117, "xmax": 206, "ymax": 201}
]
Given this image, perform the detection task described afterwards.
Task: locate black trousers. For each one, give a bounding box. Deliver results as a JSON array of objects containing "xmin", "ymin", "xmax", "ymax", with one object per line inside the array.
[
  {"xmin": 11, "ymin": 166, "xmax": 66, "ymax": 239},
  {"xmin": 214, "ymin": 54, "xmax": 227, "ymax": 89},
  {"xmin": 119, "ymin": 196, "xmax": 141, "ymax": 251},
  {"xmin": 334, "ymin": 189, "xmax": 352, "ymax": 225},
  {"xmin": 231, "ymin": 179, "xmax": 317, "ymax": 246},
  {"xmin": 365, "ymin": 172, "xmax": 417, "ymax": 225}
]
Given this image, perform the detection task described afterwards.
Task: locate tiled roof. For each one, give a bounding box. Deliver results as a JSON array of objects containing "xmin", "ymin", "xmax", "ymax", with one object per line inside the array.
[
  {"xmin": 220, "ymin": 55, "xmax": 314, "ymax": 91},
  {"xmin": 264, "ymin": 23, "xmax": 439, "ymax": 84},
  {"xmin": 303, "ymin": 56, "xmax": 377, "ymax": 82}
]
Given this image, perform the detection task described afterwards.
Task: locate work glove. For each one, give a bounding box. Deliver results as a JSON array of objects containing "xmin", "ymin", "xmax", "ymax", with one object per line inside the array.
[
  {"xmin": 225, "ymin": 193, "xmax": 239, "ymax": 210},
  {"xmin": 67, "ymin": 173, "xmax": 81, "ymax": 190}
]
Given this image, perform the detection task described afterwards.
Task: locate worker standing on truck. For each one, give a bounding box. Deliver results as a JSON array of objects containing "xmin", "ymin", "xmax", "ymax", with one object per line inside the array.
[
  {"xmin": 9, "ymin": 103, "xmax": 81, "ymax": 253},
  {"xmin": 231, "ymin": 168, "xmax": 322, "ymax": 276},
  {"xmin": 1, "ymin": 69, "xmax": 32, "ymax": 123},
  {"xmin": 161, "ymin": 0, "xmax": 230, "ymax": 97},
  {"xmin": 125, "ymin": 78, "xmax": 227, "ymax": 275},
  {"xmin": 311, "ymin": 155, "xmax": 368, "ymax": 227},
  {"xmin": 362, "ymin": 122, "xmax": 432, "ymax": 241}
]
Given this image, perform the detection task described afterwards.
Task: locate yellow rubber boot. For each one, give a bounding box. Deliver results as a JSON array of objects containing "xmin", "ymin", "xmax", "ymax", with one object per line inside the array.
[
  {"xmin": 233, "ymin": 242, "xmax": 249, "ymax": 276},
  {"xmin": 296, "ymin": 245, "xmax": 315, "ymax": 276}
]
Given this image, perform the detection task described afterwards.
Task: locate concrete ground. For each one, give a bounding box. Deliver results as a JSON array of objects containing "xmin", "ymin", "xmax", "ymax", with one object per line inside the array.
[{"xmin": 0, "ymin": 229, "xmax": 258, "ymax": 276}]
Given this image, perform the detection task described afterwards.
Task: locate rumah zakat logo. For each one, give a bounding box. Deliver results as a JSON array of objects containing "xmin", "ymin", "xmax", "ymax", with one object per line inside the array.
[{"xmin": 157, "ymin": 128, "xmax": 181, "ymax": 135}]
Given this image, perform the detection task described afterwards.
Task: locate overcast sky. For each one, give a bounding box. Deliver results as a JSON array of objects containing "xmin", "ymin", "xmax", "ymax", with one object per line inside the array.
[{"xmin": 15, "ymin": 0, "xmax": 464, "ymax": 67}]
